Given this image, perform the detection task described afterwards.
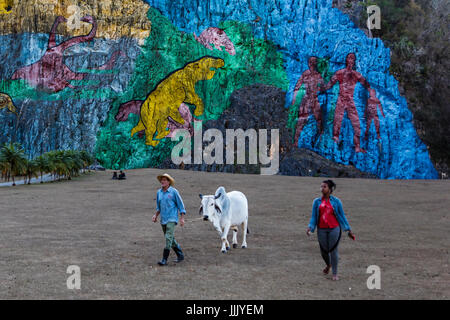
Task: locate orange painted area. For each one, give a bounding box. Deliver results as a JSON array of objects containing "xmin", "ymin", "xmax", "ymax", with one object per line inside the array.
[{"xmin": 0, "ymin": 0, "xmax": 151, "ymax": 44}]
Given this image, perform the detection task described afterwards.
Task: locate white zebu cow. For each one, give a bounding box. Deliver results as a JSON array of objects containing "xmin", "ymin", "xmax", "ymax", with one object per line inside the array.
[{"xmin": 199, "ymin": 186, "xmax": 249, "ymax": 253}]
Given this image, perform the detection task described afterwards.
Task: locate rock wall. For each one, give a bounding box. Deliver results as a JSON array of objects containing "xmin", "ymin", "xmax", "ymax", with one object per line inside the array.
[{"xmin": 0, "ymin": 0, "xmax": 438, "ymax": 179}]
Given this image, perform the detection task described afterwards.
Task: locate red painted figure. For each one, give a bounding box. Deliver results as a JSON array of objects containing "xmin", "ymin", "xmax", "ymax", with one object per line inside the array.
[
  {"xmin": 322, "ymin": 53, "xmax": 370, "ymax": 153},
  {"xmin": 364, "ymin": 88, "xmax": 385, "ymax": 140},
  {"xmin": 11, "ymin": 16, "xmax": 123, "ymax": 93},
  {"xmin": 292, "ymin": 56, "xmax": 325, "ymax": 146}
]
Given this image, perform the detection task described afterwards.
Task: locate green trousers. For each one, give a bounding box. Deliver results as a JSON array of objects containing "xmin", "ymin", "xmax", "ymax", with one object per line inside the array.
[{"xmin": 161, "ymin": 222, "xmax": 179, "ymax": 250}]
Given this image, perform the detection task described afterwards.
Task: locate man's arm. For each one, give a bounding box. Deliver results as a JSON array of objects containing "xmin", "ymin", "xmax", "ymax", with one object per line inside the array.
[
  {"xmin": 378, "ymin": 99, "xmax": 385, "ymax": 117},
  {"xmin": 321, "ymin": 73, "xmax": 338, "ymax": 92},
  {"xmin": 156, "ymin": 191, "xmax": 161, "ymax": 212},
  {"xmin": 174, "ymin": 190, "xmax": 186, "ymax": 215},
  {"xmin": 173, "ymin": 190, "xmax": 186, "ymax": 226},
  {"xmin": 153, "ymin": 192, "xmax": 161, "ymax": 222},
  {"xmin": 357, "ymin": 72, "xmax": 371, "ymax": 90}
]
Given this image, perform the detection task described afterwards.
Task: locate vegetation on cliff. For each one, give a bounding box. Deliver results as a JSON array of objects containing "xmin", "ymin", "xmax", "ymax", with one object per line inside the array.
[{"xmin": 334, "ymin": 0, "xmax": 449, "ymax": 175}]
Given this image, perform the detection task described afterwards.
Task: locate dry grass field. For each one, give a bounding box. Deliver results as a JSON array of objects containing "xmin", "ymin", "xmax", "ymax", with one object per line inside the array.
[{"xmin": 0, "ymin": 169, "xmax": 448, "ymax": 299}]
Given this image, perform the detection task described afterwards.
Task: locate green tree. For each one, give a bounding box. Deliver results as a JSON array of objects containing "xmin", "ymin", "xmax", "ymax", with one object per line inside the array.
[
  {"xmin": 79, "ymin": 150, "xmax": 94, "ymax": 173},
  {"xmin": 24, "ymin": 158, "xmax": 39, "ymax": 185},
  {"xmin": 0, "ymin": 143, "xmax": 27, "ymax": 186},
  {"xmin": 34, "ymin": 155, "xmax": 50, "ymax": 183}
]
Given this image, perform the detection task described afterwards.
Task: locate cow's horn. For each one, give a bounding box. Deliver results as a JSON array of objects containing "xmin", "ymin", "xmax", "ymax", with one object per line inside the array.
[
  {"xmin": 199, "ymin": 194, "xmax": 203, "ymax": 199},
  {"xmin": 214, "ymin": 193, "xmax": 221, "ymax": 199}
]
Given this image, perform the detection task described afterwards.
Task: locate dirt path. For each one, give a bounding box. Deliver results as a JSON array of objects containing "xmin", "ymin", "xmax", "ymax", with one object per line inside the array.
[{"xmin": 0, "ymin": 169, "xmax": 448, "ymax": 299}]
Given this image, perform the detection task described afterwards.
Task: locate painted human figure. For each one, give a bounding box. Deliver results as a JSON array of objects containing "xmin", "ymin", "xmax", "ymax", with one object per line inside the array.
[
  {"xmin": 291, "ymin": 56, "xmax": 325, "ymax": 146},
  {"xmin": 364, "ymin": 88, "xmax": 385, "ymax": 141},
  {"xmin": 322, "ymin": 53, "xmax": 371, "ymax": 153}
]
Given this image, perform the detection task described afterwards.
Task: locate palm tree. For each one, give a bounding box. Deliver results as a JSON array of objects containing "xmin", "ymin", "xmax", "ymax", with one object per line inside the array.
[
  {"xmin": 0, "ymin": 147, "xmax": 93, "ymax": 185},
  {"xmin": 0, "ymin": 142, "xmax": 27, "ymax": 186},
  {"xmin": 34, "ymin": 155, "xmax": 49, "ymax": 183},
  {"xmin": 0, "ymin": 152, "xmax": 10, "ymax": 181},
  {"xmin": 44, "ymin": 150, "xmax": 65, "ymax": 181},
  {"xmin": 79, "ymin": 150, "xmax": 94, "ymax": 173},
  {"xmin": 63, "ymin": 150, "xmax": 83, "ymax": 180},
  {"xmin": 24, "ymin": 158, "xmax": 39, "ymax": 184},
  {"xmin": 52, "ymin": 151, "xmax": 66, "ymax": 181}
]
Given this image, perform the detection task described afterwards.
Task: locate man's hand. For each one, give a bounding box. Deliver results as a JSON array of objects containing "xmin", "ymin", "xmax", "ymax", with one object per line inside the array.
[
  {"xmin": 180, "ymin": 214, "xmax": 185, "ymax": 227},
  {"xmin": 152, "ymin": 213, "xmax": 158, "ymax": 223},
  {"xmin": 306, "ymin": 228, "xmax": 311, "ymax": 237}
]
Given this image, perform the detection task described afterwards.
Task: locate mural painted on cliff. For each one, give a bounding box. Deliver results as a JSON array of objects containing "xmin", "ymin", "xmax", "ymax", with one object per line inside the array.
[
  {"xmin": 291, "ymin": 56, "xmax": 325, "ymax": 146},
  {"xmin": 0, "ymin": 92, "xmax": 17, "ymax": 115},
  {"xmin": 124, "ymin": 56, "xmax": 225, "ymax": 146},
  {"xmin": 144, "ymin": 0, "xmax": 438, "ymax": 178},
  {"xmin": 0, "ymin": 0, "xmax": 152, "ymax": 41},
  {"xmin": 291, "ymin": 53, "xmax": 386, "ymax": 154},
  {"xmin": 0, "ymin": 0, "xmax": 12, "ymax": 14},
  {"xmin": 95, "ymin": 8, "xmax": 288, "ymax": 170},
  {"xmin": 194, "ymin": 27, "xmax": 236, "ymax": 56},
  {"xmin": 11, "ymin": 15, "xmax": 124, "ymax": 93},
  {"xmin": 115, "ymin": 27, "xmax": 235, "ymax": 142},
  {"xmin": 0, "ymin": 0, "xmax": 149, "ymax": 156},
  {"xmin": 0, "ymin": 0, "xmax": 437, "ymax": 179},
  {"xmin": 364, "ymin": 88, "xmax": 385, "ymax": 141}
]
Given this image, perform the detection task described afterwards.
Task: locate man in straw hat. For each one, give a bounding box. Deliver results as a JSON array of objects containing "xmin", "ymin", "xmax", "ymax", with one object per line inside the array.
[{"xmin": 152, "ymin": 173, "xmax": 186, "ymax": 265}]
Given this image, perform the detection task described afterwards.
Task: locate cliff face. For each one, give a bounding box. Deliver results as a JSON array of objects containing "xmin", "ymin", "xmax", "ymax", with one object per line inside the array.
[
  {"xmin": 0, "ymin": 0, "xmax": 438, "ymax": 179},
  {"xmin": 0, "ymin": 0, "xmax": 149, "ymax": 155},
  {"xmin": 333, "ymin": 0, "xmax": 450, "ymax": 177}
]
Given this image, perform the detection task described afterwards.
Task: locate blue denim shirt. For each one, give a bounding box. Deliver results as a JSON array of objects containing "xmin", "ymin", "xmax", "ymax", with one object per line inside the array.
[
  {"xmin": 308, "ymin": 195, "xmax": 351, "ymax": 232},
  {"xmin": 156, "ymin": 186, "xmax": 186, "ymax": 225}
]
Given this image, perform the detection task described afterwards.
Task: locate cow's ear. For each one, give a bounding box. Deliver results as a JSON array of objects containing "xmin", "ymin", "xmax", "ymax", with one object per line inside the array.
[{"xmin": 199, "ymin": 206, "xmax": 203, "ymax": 215}]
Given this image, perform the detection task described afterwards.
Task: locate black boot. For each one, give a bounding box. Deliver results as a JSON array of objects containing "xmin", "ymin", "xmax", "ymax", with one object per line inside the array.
[
  {"xmin": 158, "ymin": 248, "xmax": 170, "ymax": 266},
  {"xmin": 172, "ymin": 245, "xmax": 184, "ymax": 263}
]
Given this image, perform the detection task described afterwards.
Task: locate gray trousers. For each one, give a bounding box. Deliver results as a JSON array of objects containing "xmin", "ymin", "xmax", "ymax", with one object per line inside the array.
[{"xmin": 317, "ymin": 227, "xmax": 341, "ymax": 275}]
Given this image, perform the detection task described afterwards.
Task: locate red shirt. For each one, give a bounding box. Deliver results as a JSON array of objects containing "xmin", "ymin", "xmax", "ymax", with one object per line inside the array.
[{"xmin": 318, "ymin": 197, "xmax": 339, "ymax": 229}]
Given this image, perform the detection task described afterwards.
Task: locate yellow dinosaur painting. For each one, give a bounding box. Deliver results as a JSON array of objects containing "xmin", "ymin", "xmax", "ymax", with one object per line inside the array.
[
  {"xmin": 0, "ymin": 0, "xmax": 12, "ymax": 14},
  {"xmin": 0, "ymin": 92, "xmax": 17, "ymax": 115},
  {"xmin": 131, "ymin": 56, "xmax": 225, "ymax": 146}
]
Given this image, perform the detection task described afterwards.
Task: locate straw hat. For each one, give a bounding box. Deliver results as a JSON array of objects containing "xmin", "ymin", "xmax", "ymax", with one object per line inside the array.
[{"xmin": 157, "ymin": 173, "xmax": 175, "ymax": 186}]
